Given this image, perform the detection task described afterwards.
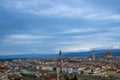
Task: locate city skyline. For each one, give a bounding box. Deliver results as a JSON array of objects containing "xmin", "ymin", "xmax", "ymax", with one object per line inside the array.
[{"xmin": 0, "ymin": 0, "xmax": 120, "ymax": 55}]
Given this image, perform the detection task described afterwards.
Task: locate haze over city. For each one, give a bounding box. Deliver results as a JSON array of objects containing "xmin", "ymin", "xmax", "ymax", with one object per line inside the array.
[{"xmin": 0, "ymin": 0, "xmax": 120, "ymax": 55}]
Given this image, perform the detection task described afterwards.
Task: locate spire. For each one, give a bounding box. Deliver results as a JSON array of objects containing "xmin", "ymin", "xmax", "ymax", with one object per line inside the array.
[
  {"xmin": 59, "ymin": 50, "xmax": 62, "ymax": 60},
  {"xmin": 59, "ymin": 50, "xmax": 62, "ymax": 56},
  {"xmin": 104, "ymin": 50, "xmax": 112, "ymax": 58}
]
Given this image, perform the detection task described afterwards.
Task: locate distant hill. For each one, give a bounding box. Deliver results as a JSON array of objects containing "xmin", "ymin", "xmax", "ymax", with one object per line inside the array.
[
  {"xmin": 0, "ymin": 54, "xmax": 57, "ymax": 59},
  {"xmin": 0, "ymin": 49, "xmax": 120, "ymax": 59},
  {"xmin": 63, "ymin": 49, "xmax": 120, "ymax": 57}
]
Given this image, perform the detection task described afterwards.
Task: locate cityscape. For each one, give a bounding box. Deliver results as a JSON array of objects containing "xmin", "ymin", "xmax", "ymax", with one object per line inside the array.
[
  {"xmin": 0, "ymin": 0, "xmax": 120, "ymax": 80},
  {"xmin": 0, "ymin": 50, "xmax": 120, "ymax": 80}
]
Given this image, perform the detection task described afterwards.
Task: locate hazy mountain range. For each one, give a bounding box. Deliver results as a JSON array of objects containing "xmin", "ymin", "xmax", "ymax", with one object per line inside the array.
[{"xmin": 0, "ymin": 49, "xmax": 120, "ymax": 59}]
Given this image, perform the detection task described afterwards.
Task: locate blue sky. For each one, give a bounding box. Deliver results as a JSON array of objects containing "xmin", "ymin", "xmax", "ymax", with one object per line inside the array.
[{"xmin": 0, "ymin": 0, "xmax": 120, "ymax": 55}]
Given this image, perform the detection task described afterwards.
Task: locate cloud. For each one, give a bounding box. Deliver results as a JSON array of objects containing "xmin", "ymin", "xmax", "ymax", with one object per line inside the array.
[
  {"xmin": 84, "ymin": 13, "xmax": 120, "ymax": 21},
  {"xmin": 54, "ymin": 43, "xmax": 103, "ymax": 52},
  {"xmin": 1, "ymin": 0, "xmax": 120, "ymax": 21},
  {"xmin": 0, "ymin": 0, "xmax": 120, "ymax": 55},
  {"xmin": 53, "ymin": 40, "xmax": 120, "ymax": 52},
  {"xmin": 4, "ymin": 34, "xmax": 54, "ymax": 44},
  {"xmin": 60, "ymin": 27, "xmax": 99, "ymax": 34},
  {"xmin": 7, "ymin": 34, "xmax": 53, "ymax": 40}
]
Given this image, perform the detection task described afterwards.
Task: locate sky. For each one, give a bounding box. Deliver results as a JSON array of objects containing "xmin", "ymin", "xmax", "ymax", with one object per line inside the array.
[{"xmin": 0, "ymin": 0, "xmax": 120, "ymax": 55}]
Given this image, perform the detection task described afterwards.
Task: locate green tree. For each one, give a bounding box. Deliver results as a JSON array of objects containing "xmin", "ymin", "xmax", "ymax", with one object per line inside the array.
[
  {"xmin": 81, "ymin": 71, "xmax": 84, "ymax": 74},
  {"xmin": 108, "ymin": 76, "xmax": 115, "ymax": 80},
  {"xmin": 53, "ymin": 67, "xmax": 56, "ymax": 71},
  {"xmin": 64, "ymin": 74, "xmax": 70, "ymax": 80},
  {"xmin": 71, "ymin": 74, "xmax": 77, "ymax": 80}
]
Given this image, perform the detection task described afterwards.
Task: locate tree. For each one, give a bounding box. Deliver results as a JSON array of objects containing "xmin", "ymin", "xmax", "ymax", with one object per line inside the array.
[
  {"xmin": 64, "ymin": 74, "xmax": 70, "ymax": 80},
  {"xmin": 108, "ymin": 76, "xmax": 115, "ymax": 80},
  {"xmin": 53, "ymin": 67, "xmax": 56, "ymax": 71},
  {"xmin": 71, "ymin": 74, "xmax": 77, "ymax": 80},
  {"xmin": 81, "ymin": 71, "xmax": 84, "ymax": 74}
]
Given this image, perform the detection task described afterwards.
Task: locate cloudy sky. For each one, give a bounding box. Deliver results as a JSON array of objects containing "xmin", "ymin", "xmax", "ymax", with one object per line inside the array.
[{"xmin": 0, "ymin": 0, "xmax": 120, "ymax": 55}]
